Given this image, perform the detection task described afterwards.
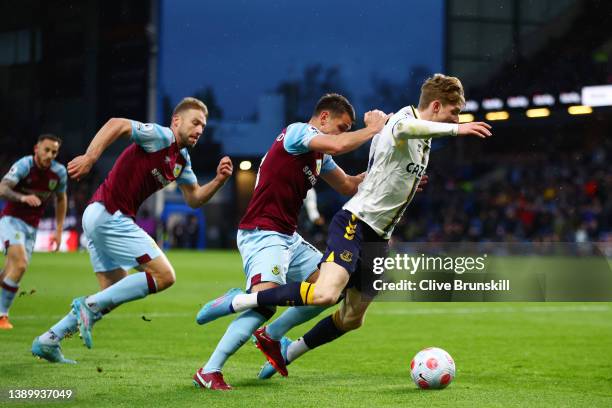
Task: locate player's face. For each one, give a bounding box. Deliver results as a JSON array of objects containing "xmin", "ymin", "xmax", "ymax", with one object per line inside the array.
[
  {"xmin": 176, "ymin": 109, "xmax": 206, "ymax": 148},
  {"xmin": 432, "ymin": 102, "xmax": 462, "ymax": 124},
  {"xmin": 34, "ymin": 139, "xmax": 60, "ymax": 169},
  {"xmin": 319, "ymin": 111, "xmax": 352, "ymax": 135}
]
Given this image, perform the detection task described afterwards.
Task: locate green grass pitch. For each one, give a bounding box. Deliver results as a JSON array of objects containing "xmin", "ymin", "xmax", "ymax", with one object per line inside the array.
[{"xmin": 1, "ymin": 250, "xmax": 612, "ymax": 407}]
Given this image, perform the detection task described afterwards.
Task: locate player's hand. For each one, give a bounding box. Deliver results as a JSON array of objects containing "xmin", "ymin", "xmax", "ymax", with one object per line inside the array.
[
  {"xmin": 314, "ymin": 216, "xmax": 325, "ymax": 226},
  {"xmin": 20, "ymin": 194, "xmax": 41, "ymax": 207},
  {"xmin": 50, "ymin": 230, "xmax": 62, "ymax": 252},
  {"xmin": 457, "ymin": 122, "xmax": 492, "ymax": 138},
  {"xmin": 355, "ymin": 171, "xmax": 366, "ymax": 182},
  {"xmin": 416, "ymin": 174, "xmax": 429, "ymax": 193},
  {"xmin": 364, "ymin": 110, "xmax": 392, "ymax": 134},
  {"xmin": 68, "ymin": 154, "xmax": 95, "ymax": 180},
  {"xmin": 215, "ymin": 156, "xmax": 233, "ymax": 184}
]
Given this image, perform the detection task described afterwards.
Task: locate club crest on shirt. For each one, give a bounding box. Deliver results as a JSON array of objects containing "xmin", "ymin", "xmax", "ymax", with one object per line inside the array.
[
  {"xmin": 173, "ymin": 164, "xmax": 183, "ymax": 178},
  {"xmin": 48, "ymin": 179, "xmax": 58, "ymax": 190},
  {"xmin": 316, "ymin": 159, "xmax": 322, "ymax": 175},
  {"xmin": 272, "ymin": 265, "xmax": 281, "ymax": 275},
  {"xmin": 340, "ymin": 250, "xmax": 353, "ymax": 262}
]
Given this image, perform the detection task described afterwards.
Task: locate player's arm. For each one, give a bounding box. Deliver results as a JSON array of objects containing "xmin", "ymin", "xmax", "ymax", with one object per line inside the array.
[
  {"xmin": 392, "ymin": 118, "xmax": 491, "ymax": 143},
  {"xmin": 0, "ymin": 178, "xmax": 41, "ymax": 207},
  {"xmin": 320, "ymin": 167, "xmax": 366, "ymax": 196},
  {"xmin": 52, "ymin": 191, "xmax": 67, "ymax": 251},
  {"xmin": 309, "ymin": 110, "xmax": 390, "ymax": 155},
  {"xmin": 68, "ymin": 118, "xmax": 132, "ymax": 180},
  {"xmin": 179, "ymin": 156, "xmax": 233, "ymax": 208}
]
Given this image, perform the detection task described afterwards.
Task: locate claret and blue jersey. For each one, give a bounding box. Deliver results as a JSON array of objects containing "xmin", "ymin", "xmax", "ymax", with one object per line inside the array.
[{"xmin": 90, "ymin": 120, "xmax": 197, "ymax": 219}]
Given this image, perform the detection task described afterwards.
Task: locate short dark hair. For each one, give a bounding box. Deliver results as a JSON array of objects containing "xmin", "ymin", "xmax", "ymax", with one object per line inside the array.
[
  {"xmin": 38, "ymin": 133, "xmax": 62, "ymax": 146},
  {"xmin": 312, "ymin": 93, "xmax": 355, "ymax": 122}
]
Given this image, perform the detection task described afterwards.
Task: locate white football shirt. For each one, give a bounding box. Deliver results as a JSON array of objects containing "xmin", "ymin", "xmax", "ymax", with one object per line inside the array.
[{"xmin": 344, "ymin": 105, "xmax": 458, "ymax": 239}]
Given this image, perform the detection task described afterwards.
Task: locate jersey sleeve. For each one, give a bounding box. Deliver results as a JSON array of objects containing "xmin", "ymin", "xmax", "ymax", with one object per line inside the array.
[
  {"xmin": 391, "ymin": 117, "xmax": 458, "ymax": 145},
  {"xmin": 130, "ymin": 120, "xmax": 174, "ymax": 153},
  {"xmin": 320, "ymin": 154, "xmax": 337, "ymax": 173},
  {"xmin": 176, "ymin": 150, "xmax": 197, "ymax": 185},
  {"xmin": 283, "ymin": 123, "xmax": 321, "ymax": 155},
  {"xmin": 55, "ymin": 164, "xmax": 68, "ymax": 193},
  {"xmin": 2, "ymin": 157, "xmax": 31, "ymax": 185}
]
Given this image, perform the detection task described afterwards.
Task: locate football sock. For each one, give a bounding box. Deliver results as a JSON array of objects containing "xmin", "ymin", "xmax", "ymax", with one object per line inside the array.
[
  {"xmin": 265, "ymin": 305, "xmax": 326, "ymax": 341},
  {"xmin": 302, "ymin": 315, "xmax": 346, "ymax": 349},
  {"xmin": 39, "ymin": 311, "xmax": 78, "ymax": 345},
  {"xmin": 203, "ymin": 309, "xmax": 268, "ymax": 373},
  {"xmin": 286, "ymin": 337, "xmax": 310, "ymax": 363},
  {"xmin": 0, "ymin": 277, "xmax": 19, "ymax": 315},
  {"xmin": 85, "ymin": 272, "xmax": 156, "ymax": 313},
  {"xmin": 231, "ymin": 282, "xmax": 315, "ymax": 312}
]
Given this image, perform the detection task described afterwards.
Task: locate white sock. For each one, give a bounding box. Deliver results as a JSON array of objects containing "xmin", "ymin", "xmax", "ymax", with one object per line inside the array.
[
  {"xmin": 286, "ymin": 337, "xmax": 310, "ymax": 363},
  {"xmin": 230, "ymin": 293, "xmax": 258, "ymax": 312}
]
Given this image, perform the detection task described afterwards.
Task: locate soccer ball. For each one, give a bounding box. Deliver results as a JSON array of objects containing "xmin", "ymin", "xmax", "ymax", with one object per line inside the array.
[{"xmin": 410, "ymin": 347, "xmax": 455, "ymax": 389}]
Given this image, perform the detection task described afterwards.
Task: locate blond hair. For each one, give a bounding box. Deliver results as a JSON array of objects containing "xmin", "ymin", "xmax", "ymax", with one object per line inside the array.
[
  {"xmin": 418, "ymin": 74, "xmax": 465, "ymax": 110},
  {"xmin": 173, "ymin": 97, "xmax": 209, "ymax": 118}
]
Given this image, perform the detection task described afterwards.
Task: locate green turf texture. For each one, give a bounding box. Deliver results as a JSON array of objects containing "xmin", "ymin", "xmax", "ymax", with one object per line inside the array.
[{"xmin": 1, "ymin": 251, "xmax": 611, "ymax": 407}]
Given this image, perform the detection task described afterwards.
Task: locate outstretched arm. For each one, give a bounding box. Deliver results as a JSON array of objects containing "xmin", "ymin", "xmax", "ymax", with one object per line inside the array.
[
  {"xmin": 320, "ymin": 167, "xmax": 366, "ymax": 196},
  {"xmin": 68, "ymin": 118, "xmax": 132, "ymax": 180},
  {"xmin": 179, "ymin": 156, "xmax": 233, "ymax": 208},
  {"xmin": 393, "ymin": 118, "xmax": 491, "ymax": 143},
  {"xmin": 0, "ymin": 179, "xmax": 41, "ymax": 207},
  {"xmin": 308, "ymin": 110, "xmax": 391, "ymax": 155}
]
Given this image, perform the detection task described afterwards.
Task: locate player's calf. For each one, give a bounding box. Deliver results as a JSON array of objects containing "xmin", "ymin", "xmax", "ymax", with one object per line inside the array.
[{"xmin": 332, "ymin": 308, "xmax": 365, "ymax": 332}]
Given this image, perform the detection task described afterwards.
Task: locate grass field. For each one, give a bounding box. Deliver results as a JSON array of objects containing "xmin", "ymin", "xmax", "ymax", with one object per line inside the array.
[{"xmin": 1, "ymin": 250, "xmax": 612, "ymax": 407}]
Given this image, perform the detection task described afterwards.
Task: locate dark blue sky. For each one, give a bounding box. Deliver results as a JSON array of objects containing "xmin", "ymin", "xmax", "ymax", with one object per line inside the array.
[{"xmin": 160, "ymin": 0, "xmax": 444, "ymax": 120}]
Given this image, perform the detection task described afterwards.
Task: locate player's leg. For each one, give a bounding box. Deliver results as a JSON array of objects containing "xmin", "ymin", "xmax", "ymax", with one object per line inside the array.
[
  {"xmin": 0, "ymin": 216, "xmax": 35, "ymax": 329},
  {"xmin": 32, "ymin": 233, "xmax": 127, "ymax": 363},
  {"xmin": 286, "ymin": 287, "xmax": 371, "ymax": 364},
  {"xmin": 197, "ymin": 211, "xmax": 360, "ymax": 324},
  {"xmin": 0, "ymin": 245, "xmax": 28, "ymax": 329},
  {"xmin": 37, "ymin": 268, "xmax": 128, "ymax": 347},
  {"xmin": 257, "ymin": 287, "xmax": 371, "ymax": 378},
  {"xmin": 263, "ymin": 273, "xmax": 326, "ymax": 342},
  {"xmin": 262, "ymin": 238, "xmax": 329, "ymax": 342},
  {"xmin": 194, "ymin": 230, "xmax": 288, "ymax": 389},
  {"xmin": 281, "ymin": 228, "xmax": 387, "ymax": 368},
  {"xmin": 69, "ymin": 202, "xmax": 165, "ymax": 348},
  {"xmin": 72, "ymin": 254, "xmax": 170, "ymax": 349}
]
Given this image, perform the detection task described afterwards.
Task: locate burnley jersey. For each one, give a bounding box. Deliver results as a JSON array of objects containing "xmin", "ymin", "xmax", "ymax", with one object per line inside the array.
[
  {"xmin": 90, "ymin": 121, "xmax": 197, "ymax": 218},
  {"xmin": 1, "ymin": 156, "xmax": 67, "ymax": 227},
  {"xmin": 239, "ymin": 122, "xmax": 337, "ymax": 235}
]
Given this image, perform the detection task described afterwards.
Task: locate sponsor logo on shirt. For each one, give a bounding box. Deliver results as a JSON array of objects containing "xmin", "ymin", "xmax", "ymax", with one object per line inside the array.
[
  {"xmin": 303, "ymin": 166, "xmax": 317, "ymax": 187},
  {"xmin": 151, "ymin": 168, "xmax": 172, "ymax": 187},
  {"xmin": 406, "ymin": 162, "xmax": 426, "ymax": 178}
]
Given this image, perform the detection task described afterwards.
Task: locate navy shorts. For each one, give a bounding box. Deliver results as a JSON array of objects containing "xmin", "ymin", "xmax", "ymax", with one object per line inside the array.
[{"xmin": 320, "ymin": 210, "xmax": 388, "ymax": 297}]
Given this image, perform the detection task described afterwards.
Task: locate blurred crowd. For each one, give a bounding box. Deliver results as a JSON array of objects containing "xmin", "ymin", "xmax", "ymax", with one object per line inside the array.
[{"xmin": 394, "ymin": 146, "xmax": 610, "ymax": 243}]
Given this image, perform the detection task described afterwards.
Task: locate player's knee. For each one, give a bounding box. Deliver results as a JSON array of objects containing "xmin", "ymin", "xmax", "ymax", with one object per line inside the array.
[
  {"xmin": 13, "ymin": 258, "xmax": 28, "ymax": 275},
  {"xmin": 313, "ymin": 289, "xmax": 341, "ymax": 306},
  {"xmin": 153, "ymin": 268, "xmax": 176, "ymax": 291}
]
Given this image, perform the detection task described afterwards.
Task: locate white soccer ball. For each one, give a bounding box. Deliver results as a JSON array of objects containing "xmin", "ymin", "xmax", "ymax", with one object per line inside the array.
[{"xmin": 410, "ymin": 347, "xmax": 456, "ymax": 389}]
